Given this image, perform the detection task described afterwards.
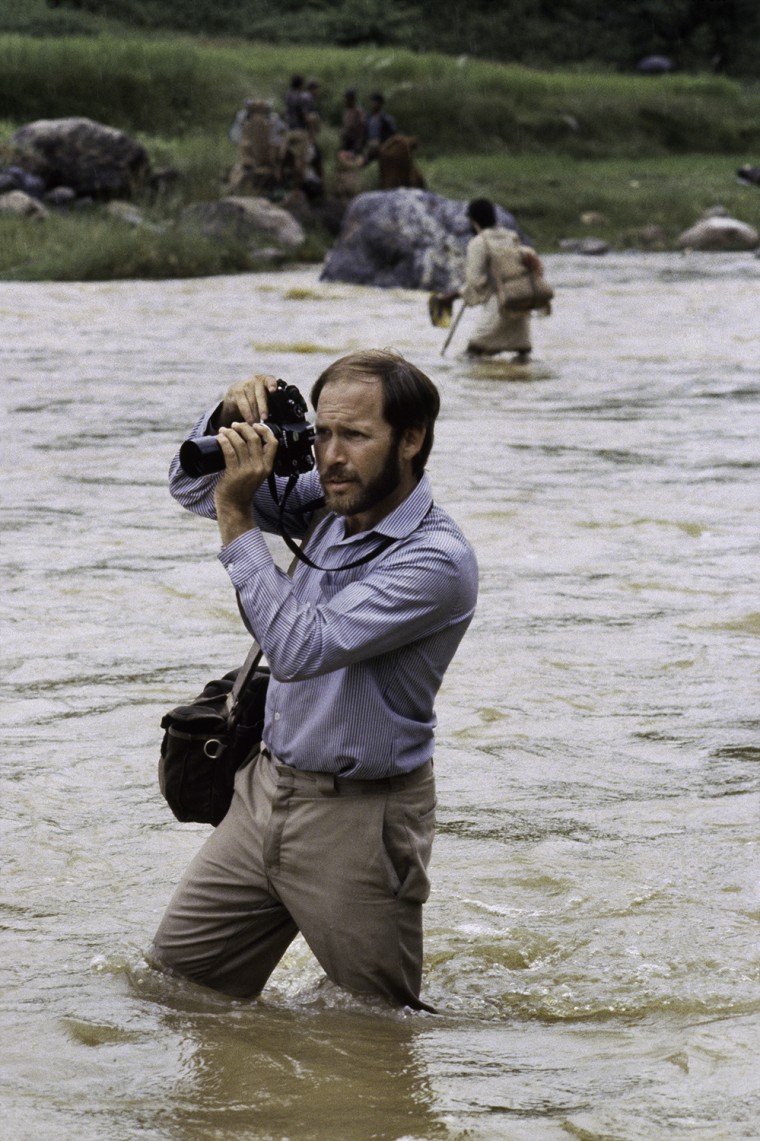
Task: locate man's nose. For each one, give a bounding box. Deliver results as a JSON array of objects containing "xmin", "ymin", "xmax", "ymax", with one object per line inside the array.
[{"xmin": 318, "ymin": 435, "xmax": 345, "ymax": 465}]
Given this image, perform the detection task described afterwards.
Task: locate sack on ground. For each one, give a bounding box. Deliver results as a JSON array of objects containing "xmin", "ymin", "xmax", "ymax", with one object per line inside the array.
[
  {"xmin": 497, "ymin": 270, "xmax": 554, "ymax": 313},
  {"xmin": 158, "ymin": 664, "xmax": 269, "ymax": 827}
]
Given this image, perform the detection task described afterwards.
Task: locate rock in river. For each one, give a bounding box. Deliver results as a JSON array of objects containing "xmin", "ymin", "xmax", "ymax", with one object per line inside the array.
[
  {"xmin": 320, "ymin": 188, "xmax": 521, "ymax": 291},
  {"xmin": 676, "ymin": 215, "xmax": 759, "ymax": 251}
]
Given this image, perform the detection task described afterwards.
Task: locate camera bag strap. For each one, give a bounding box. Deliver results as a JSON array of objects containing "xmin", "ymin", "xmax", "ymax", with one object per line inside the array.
[{"xmin": 228, "ymin": 640, "xmax": 265, "ymax": 723}]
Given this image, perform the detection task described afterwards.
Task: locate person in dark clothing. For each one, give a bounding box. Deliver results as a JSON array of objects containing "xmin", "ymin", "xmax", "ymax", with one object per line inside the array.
[
  {"xmin": 365, "ymin": 92, "xmax": 397, "ymax": 160},
  {"xmin": 285, "ymin": 74, "xmax": 311, "ymax": 130}
]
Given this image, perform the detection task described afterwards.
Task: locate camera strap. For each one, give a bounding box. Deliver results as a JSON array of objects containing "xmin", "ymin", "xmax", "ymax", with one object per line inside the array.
[{"xmin": 268, "ymin": 473, "xmax": 397, "ymax": 572}]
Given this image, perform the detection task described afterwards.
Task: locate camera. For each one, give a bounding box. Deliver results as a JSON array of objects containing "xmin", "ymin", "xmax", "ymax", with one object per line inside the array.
[{"xmin": 179, "ymin": 380, "xmax": 315, "ymax": 479}]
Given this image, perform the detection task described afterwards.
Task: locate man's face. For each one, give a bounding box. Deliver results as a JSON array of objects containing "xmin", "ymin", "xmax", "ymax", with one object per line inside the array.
[{"xmin": 314, "ymin": 376, "xmax": 407, "ymax": 532}]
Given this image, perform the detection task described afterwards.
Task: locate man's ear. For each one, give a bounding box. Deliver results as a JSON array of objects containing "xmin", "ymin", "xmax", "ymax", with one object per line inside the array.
[{"xmin": 400, "ymin": 425, "xmax": 425, "ymax": 463}]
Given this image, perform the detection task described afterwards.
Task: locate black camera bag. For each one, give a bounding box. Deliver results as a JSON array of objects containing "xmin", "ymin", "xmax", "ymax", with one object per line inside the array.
[{"xmin": 158, "ymin": 645, "xmax": 269, "ymax": 827}]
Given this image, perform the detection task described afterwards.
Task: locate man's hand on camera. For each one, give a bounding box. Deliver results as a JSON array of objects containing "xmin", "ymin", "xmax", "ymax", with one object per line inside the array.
[
  {"xmin": 213, "ymin": 421, "xmax": 278, "ymax": 546},
  {"xmin": 218, "ymin": 373, "xmax": 279, "ymax": 428}
]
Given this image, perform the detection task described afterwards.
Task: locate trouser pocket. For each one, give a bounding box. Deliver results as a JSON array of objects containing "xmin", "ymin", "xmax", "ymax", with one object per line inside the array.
[{"xmin": 381, "ymin": 781, "xmax": 436, "ymax": 903}]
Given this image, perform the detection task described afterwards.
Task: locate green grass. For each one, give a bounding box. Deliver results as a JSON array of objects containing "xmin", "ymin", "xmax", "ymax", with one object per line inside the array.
[
  {"xmin": 2, "ymin": 31, "xmax": 760, "ymax": 279},
  {"xmin": 0, "ymin": 209, "xmax": 324, "ymax": 281},
  {"xmin": 0, "ymin": 34, "xmax": 243, "ymax": 134},
  {"xmin": 5, "ymin": 0, "xmax": 760, "ymax": 78},
  {"xmin": 4, "ymin": 154, "xmax": 756, "ymax": 281},
  {"xmin": 426, "ymin": 153, "xmax": 760, "ymax": 249},
  {"xmin": 2, "ymin": 34, "xmax": 759, "ymax": 154}
]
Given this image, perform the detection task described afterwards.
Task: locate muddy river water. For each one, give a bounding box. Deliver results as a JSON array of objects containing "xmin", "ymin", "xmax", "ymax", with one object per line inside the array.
[{"xmin": 1, "ymin": 252, "xmax": 759, "ymax": 1139}]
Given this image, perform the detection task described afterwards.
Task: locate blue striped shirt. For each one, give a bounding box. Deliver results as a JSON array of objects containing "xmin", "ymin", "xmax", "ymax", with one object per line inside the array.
[{"xmin": 169, "ymin": 412, "xmax": 478, "ymax": 778}]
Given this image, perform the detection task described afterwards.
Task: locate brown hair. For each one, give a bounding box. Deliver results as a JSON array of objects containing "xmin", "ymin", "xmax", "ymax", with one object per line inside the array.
[{"xmin": 311, "ymin": 349, "xmax": 440, "ymax": 478}]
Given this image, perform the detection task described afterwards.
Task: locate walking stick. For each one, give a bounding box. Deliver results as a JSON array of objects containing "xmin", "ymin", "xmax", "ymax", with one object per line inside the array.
[{"xmin": 440, "ymin": 302, "xmax": 465, "ymax": 357}]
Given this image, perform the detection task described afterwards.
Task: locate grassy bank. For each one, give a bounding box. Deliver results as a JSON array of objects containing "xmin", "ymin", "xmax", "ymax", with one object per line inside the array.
[
  {"xmin": 0, "ymin": 211, "xmax": 333, "ymax": 281},
  {"xmin": 3, "ymin": 34, "xmax": 759, "ymax": 156},
  {"xmin": 5, "ymin": 0, "xmax": 760, "ymax": 78},
  {"xmin": 5, "ymin": 153, "xmax": 757, "ymax": 282},
  {"xmin": 428, "ymin": 153, "xmax": 760, "ymax": 250},
  {"xmin": 1, "ymin": 32, "xmax": 760, "ymax": 279}
]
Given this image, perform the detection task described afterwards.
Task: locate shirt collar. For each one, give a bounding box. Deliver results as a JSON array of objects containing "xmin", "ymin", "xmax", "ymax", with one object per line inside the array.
[
  {"xmin": 325, "ymin": 472, "xmax": 433, "ymax": 545},
  {"xmin": 369, "ymin": 472, "xmax": 433, "ymax": 540},
  {"xmin": 323, "ymin": 473, "xmax": 434, "ymax": 546}
]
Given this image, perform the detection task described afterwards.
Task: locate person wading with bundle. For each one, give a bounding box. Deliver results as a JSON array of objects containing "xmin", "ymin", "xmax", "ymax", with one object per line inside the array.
[
  {"xmin": 439, "ymin": 197, "xmax": 546, "ymax": 363},
  {"xmin": 148, "ymin": 350, "xmax": 478, "ymax": 1010}
]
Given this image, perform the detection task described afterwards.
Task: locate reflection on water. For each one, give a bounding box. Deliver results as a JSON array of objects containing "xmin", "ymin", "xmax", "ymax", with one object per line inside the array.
[{"xmin": 1, "ymin": 253, "xmax": 759, "ymax": 1139}]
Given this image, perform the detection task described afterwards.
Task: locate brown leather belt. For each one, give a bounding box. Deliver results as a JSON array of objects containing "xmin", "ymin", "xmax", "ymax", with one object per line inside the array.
[{"xmin": 259, "ymin": 746, "xmax": 433, "ymax": 795}]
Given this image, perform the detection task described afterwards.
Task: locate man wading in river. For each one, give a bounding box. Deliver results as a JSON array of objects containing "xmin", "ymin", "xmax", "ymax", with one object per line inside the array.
[
  {"xmin": 438, "ymin": 197, "xmax": 546, "ymax": 363},
  {"xmin": 149, "ymin": 350, "xmax": 478, "ymax": 1009}
]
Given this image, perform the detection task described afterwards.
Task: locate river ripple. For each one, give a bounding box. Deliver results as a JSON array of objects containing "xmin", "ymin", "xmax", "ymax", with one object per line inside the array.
[{"xmin": 1, "ymin": 252, "xmax": 759, "ymax": 1140}]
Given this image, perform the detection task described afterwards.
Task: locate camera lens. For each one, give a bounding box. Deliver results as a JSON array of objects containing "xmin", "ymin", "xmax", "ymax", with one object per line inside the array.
[{"xmin": 179, "ymin": 436, "xmax": 225, "ymax": 477}]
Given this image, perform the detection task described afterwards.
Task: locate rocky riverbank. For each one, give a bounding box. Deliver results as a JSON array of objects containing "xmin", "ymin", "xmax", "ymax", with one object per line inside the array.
[{"xmin": 2, "ymin": 113, "xmax": 760, "ymax": 282}]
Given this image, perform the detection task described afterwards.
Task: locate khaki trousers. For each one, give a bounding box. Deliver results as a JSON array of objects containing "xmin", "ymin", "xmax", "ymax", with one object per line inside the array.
[{"xmin": 149, "ymin": 751, "xmax": 436, "ymax": 1010}]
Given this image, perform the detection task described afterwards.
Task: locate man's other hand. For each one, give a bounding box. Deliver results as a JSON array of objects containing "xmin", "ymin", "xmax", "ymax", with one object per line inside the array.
[{"xmin": 218, "ymin": 374, "xmax": 279, "ymax": 428}]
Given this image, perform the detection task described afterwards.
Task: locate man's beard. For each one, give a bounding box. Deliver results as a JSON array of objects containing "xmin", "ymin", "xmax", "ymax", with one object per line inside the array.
[{"xmin": 321, "ymin": 440, "xmax": 401, "ymax": 520}]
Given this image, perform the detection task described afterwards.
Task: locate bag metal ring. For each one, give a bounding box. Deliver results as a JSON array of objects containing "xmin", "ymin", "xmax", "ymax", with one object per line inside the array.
[{"xmin": 203, "ymin": 738, "xmax": 225, "ymax": 760}]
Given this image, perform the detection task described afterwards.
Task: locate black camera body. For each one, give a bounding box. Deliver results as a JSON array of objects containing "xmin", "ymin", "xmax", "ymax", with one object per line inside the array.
[{"xmin": 179, "ymin": 380, "xmax": 315, "ymax": 479}]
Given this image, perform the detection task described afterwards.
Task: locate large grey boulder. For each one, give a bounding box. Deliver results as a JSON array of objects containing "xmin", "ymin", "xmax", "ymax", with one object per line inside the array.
[
  {"xmin": 183, "ymin": 196, "xmax": 305, "ymax": 251},
  {"xmin": 10, "ymin": 117, "xmax": 150, "ymax": 199},
  {"xmin": 320, "ymin": 188, "xmax": 522, "ymax": 291},
  {"xmin": 676, "ymin": 215, "xmax": 759, "ymax": 251}
]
